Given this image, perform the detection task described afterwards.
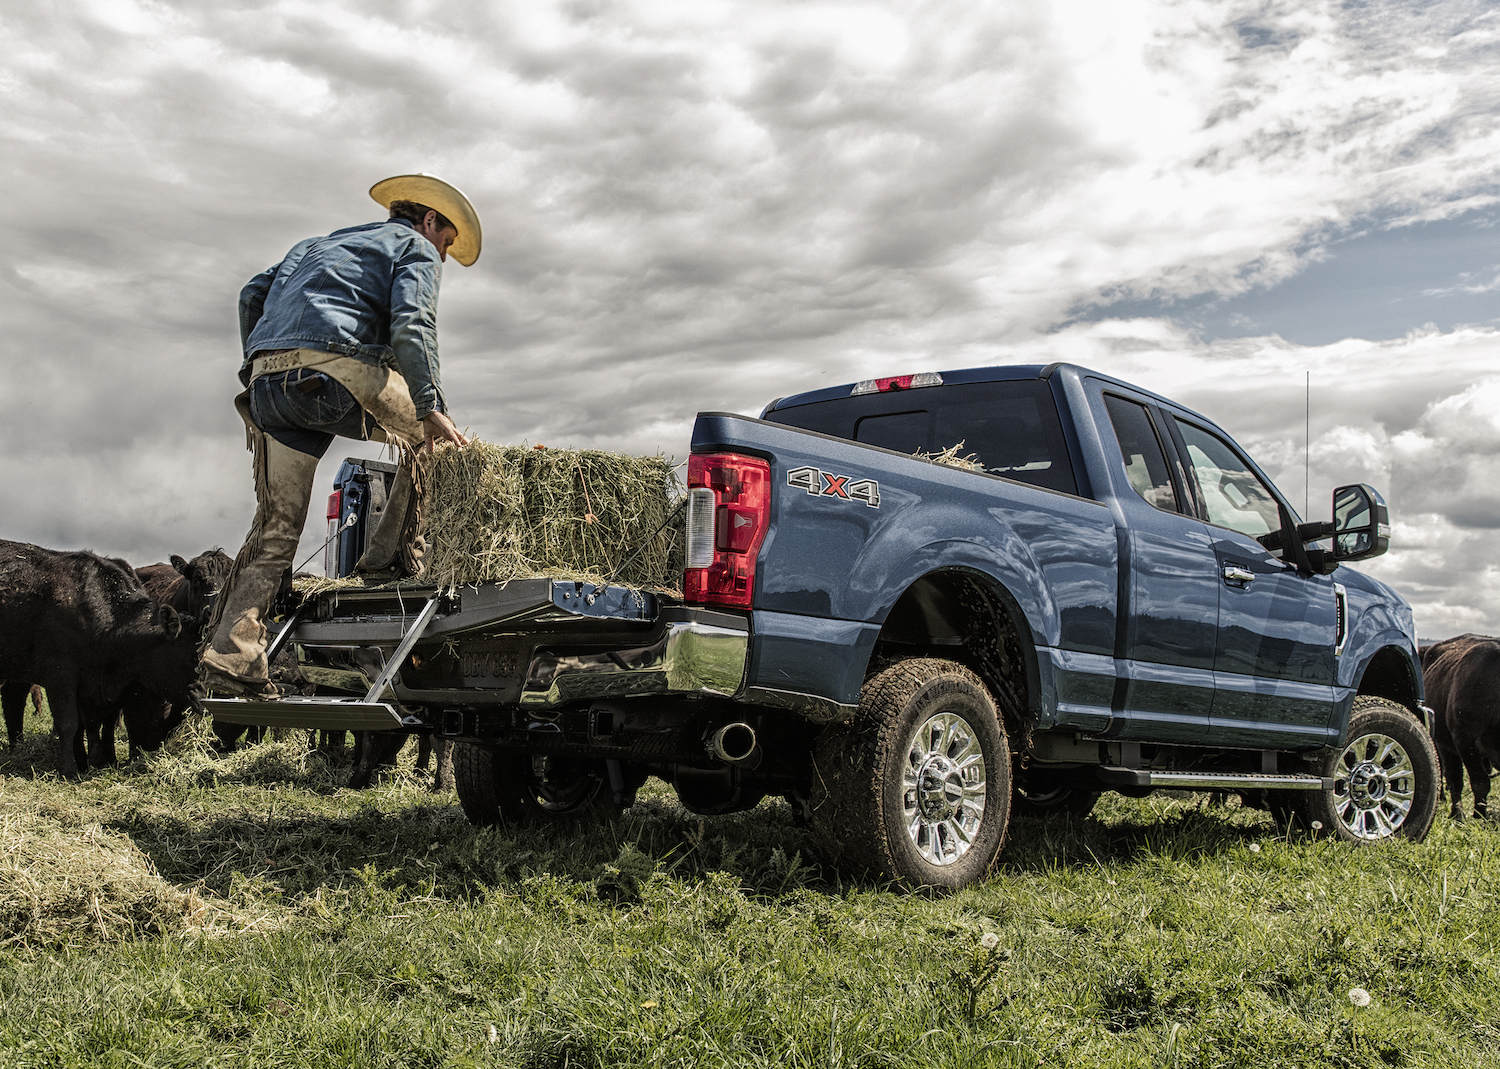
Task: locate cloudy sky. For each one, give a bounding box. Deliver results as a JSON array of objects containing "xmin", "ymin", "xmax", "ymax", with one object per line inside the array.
[{"xmin": 3, "ymin": 0, "xmax": 1500, "ymax": 638}]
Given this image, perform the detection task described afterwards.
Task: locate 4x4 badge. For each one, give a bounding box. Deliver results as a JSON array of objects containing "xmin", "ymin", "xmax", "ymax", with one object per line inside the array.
[{"xmin": 787, "ymin": 466, "xmax": 880, "ymax": 508}]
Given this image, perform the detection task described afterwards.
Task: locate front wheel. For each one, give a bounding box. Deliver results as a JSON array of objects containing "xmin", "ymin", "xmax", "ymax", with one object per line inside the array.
[
  {"xmin": 811, "ymin": 658, "xmax": 1011, "ymax": 889},
  {"xmin": 454, "ymin": 744, "xmax": 618, "ymax": 825},
  {"xmin": 1299, "ymin": 696, "xmax": 1439, "ymax": 843}
]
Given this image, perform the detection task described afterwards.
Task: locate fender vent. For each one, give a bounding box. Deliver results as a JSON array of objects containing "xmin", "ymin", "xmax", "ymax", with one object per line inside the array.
[{"xmin": 1334, "ymin": 583, "xmax": 1349, "ymax": 657}]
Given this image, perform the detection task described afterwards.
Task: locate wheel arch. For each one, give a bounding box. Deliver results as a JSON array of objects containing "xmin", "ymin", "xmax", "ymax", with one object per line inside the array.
[
  {"xmin": 870, "ymin": 566, "xmax": 1039, "ymax": 738},
  {"xmin": 1341, "ymin": 642, "xmax": 1425, "ymax": 736},
  {"xmin": 1355, "ymin": 643, "xmax": 1422, "ymax": 707}
]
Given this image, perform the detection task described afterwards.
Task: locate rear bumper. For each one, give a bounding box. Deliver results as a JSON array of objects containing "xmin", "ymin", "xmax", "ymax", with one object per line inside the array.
[{"xmin": 517, "ymin": 616, "xmax": 747, "ymax": 705}]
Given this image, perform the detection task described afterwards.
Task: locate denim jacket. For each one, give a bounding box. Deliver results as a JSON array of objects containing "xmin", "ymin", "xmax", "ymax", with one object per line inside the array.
[{"xmin": 239, "ymin": 218, "xmax": 447, "ymax": 418}]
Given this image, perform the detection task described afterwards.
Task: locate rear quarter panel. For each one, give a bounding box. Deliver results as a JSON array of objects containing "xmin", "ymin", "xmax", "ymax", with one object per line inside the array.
[{"xmin": 692, "ymin": 414, "xmax": 1118, "ymax": 707}]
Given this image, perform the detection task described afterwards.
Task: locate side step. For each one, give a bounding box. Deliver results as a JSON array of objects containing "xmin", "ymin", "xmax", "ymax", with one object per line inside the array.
[
  {"xmin": 205, "ymin": 697, "xmax": 409, "ymax": 731},
  {"xmin": 206, "ymin": 594, "xmax": 442, "ymax": 734},
  {"xmin": 1097, "ymin": 767, "xmax": 1336, "ymax": 791}
]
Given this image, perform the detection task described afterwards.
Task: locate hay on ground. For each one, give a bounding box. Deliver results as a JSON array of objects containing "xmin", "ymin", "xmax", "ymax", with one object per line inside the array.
[{"xmin": 0, "ymin": 803, "xmax": 214, "ymax": 948}]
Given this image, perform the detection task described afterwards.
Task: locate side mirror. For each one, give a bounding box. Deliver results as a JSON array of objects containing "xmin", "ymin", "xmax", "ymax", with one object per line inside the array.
[{"xmin": 1331, "ymin": 483, "xmax": 1390, "ymax": 561}]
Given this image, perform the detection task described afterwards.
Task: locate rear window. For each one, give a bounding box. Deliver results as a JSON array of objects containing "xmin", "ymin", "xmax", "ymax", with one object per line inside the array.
[{"xmin": 766, "ymin": 379, "xmax": 1078, "ymax": 495}]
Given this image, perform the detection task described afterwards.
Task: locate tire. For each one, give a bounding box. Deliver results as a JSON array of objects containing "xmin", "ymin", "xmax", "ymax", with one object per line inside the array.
[
  {"xmin": 454, "ymin": 743, "xmax": 617, "ymax": 825},
  {"xmin": 810, "ymin": 658, "xmax": 1011, "ymax": 889},
  {"xmin": 1012, "ymin": 774, "xmax": 1100, "ymax": 819},
  {"xmin": 1299, "ymin": 696, "xmax": 1439, "ymax": 843}
]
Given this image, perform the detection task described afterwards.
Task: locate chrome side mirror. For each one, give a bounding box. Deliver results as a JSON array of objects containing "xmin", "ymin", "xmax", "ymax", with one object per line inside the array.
[{"xmin": 1332, "ymin": 484, "xmax": 1390, "ymax": 561}]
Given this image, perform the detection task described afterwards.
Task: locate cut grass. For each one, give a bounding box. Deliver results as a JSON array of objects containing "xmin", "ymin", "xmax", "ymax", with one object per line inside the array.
[{"xmin": 1, "ymin": 705, "xmax": 1498, "ymax": 1067}]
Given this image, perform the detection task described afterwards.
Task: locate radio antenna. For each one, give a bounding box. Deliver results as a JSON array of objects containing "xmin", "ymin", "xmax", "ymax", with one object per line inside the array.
[{"xmin": 1305, "ymin": 371, "xmax": 1310, "ymax": 517}]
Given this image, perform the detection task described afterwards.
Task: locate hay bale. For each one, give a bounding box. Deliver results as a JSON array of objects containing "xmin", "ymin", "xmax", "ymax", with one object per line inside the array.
[
  {"xmin": 0, "ymin": 802, "xmax": 211, "ymax": 947},
  {"xmin": 421, "ymin": 441, "xmax": 682, "ymax": 592}
]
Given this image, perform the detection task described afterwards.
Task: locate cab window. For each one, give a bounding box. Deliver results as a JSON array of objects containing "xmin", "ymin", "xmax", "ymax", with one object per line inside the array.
[
  {"xmin": 1172, "ymin": 419, "xmax": 1282, "ymax": 538},
  {"xmin": 1104, "ymin": 396, "xmax": 1179, "ymax": 512}
]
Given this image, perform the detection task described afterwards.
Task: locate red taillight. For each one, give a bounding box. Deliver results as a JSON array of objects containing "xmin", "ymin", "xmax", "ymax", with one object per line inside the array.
[
  {"xmin": 326, "ymin": 490, "xmax": 342, "ymax": 520},
  {"xmin": 684, "ymin": 453, "xmax": 770, "ymax": 608}
]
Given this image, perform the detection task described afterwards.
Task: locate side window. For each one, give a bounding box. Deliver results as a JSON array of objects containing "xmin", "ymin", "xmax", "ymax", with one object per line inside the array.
[
  {"xmin": 1172, "ymin": 419, "xmax": 1282, "ymax": 538},
  {"xmin": 1104, "ymin": 396, "xmax": 1179, "ymax": 512}
]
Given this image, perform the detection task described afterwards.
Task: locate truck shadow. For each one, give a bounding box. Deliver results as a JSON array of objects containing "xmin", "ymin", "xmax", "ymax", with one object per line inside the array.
[
  {"xmin": 114, "ymin": 789, "xmax": 1275, "ymax": 907},
  {"xmin": 114, "ymin": 794, "xmax": 835, "ymax": 904},
  {"xmin": 1002, "ymin": 802, "xmax": 1280, "ymax": 874}
]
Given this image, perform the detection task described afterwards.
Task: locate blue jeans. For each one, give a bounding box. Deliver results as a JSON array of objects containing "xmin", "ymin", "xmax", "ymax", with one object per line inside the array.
[{"xmin": 249, "ymin": 368, "xmax": 370, "ymax": 457}]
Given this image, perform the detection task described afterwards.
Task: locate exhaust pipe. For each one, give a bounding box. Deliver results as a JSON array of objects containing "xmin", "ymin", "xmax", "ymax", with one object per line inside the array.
[{"xmin": 706, "ymin": 722, "xmax": 759, "ymax": 766}]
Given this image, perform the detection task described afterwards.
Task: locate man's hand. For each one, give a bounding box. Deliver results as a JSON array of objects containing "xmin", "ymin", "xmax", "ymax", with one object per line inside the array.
[{"xmin": 422, "ymin": 411, "xmax": 469, "ymax": 452}]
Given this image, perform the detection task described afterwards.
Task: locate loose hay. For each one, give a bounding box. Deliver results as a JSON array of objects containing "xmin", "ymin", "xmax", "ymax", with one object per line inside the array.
[
  {"xmin": 144, "ymin": 715, "xmax": 345, "ymax": 792},
  {"xmin": 915, "ymin": 440, "xmax": 985, "ymax": 473},
  {"xmin": 0, "ymin": 803, "xmax": 213, "ymax": 948},
  {"xmin": 421, "ymin": 441, "xmax": 682, "ymax": 592}
]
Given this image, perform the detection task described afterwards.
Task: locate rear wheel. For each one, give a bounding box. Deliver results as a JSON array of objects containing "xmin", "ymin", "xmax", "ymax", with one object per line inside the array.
[
  {"xmin": 1299, "ymin": 696, "xmax": 1439, "ymax": 843},
  {"xmin": 811, "ymin": 658, "xmax": 1011, "ymax": 889},
  {"xmin": 454, "ymin": 743, "xmax": 617, "ymax": 825}
]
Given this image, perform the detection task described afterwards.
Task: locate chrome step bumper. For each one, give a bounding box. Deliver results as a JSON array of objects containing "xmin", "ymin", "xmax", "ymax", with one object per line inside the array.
[{"xmin": 1098, "ymin": 767, "xmax": 1336, "ymax": 791}]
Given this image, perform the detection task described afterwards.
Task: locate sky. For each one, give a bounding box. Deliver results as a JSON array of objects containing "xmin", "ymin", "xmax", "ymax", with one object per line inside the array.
[{"xmin": 3, "ymin": 0, "xmax": 1500, "ymax": 638}]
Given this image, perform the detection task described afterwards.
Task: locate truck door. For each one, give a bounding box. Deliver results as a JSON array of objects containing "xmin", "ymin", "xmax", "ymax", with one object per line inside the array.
[
  {"xmin": 1165, "ymin": 416, "xmax": 1338, "ymax": 748},
  {"xmin": 1099, "ymin": 393, "xmax": 1219, "ymax": 742}
]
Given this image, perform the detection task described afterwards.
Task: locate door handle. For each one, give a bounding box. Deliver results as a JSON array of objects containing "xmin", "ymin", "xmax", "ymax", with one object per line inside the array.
[{"xmin": 1222, "ymin": 564, "xmax": 1255, "ymax": 585}]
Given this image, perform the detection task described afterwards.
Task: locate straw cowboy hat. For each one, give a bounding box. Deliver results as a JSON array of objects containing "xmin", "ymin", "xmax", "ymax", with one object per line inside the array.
[{"xmin": 369, "ymin": 173, "xmax": 482, "ymax": 266}]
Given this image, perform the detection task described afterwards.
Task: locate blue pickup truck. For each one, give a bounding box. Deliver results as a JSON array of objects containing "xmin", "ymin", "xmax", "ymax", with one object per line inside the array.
[{"xmin": 207, "ymin": 362, "xmax": 1435, "ymax": 888}]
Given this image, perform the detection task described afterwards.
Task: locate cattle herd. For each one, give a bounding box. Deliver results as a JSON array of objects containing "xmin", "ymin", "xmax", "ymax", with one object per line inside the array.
[
  {"xmin": 0, "ymin": 539, "xmax": 452, "ymax": 789},
  {"xmin": 0, "ymin": 536, "xmax": 1491, "ymax": 815}
]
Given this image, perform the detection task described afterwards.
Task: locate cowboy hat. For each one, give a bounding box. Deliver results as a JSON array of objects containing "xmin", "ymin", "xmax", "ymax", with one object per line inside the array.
[{"xmin": 369, "ymin": 173, "xmax": 482, "ymax": 266}]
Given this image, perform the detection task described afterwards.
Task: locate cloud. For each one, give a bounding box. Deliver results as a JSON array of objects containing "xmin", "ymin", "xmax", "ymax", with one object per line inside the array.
[
  {"xmin": 2, "ymin": 0, "xmax": 1500, "ymax": 634},
  {"xmin": 1422, "ymin": 267, "xmax": 1500, "ymax": 297}
]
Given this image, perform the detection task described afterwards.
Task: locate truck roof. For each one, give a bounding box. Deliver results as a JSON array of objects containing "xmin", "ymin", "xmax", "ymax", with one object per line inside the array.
[{"xmin": 762, "ymin": 362, "xmax": 1187, "ymax": 417}]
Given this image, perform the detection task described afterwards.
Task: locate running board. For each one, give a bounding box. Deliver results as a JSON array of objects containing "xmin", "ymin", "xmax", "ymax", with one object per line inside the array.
[
  {"xmin": 1097, "ymin": 767, "xmax": 1336, "ymax": 791},
  {"xmin": 205, "ymin": 696, "xmax": 410, "ymax": 731}
]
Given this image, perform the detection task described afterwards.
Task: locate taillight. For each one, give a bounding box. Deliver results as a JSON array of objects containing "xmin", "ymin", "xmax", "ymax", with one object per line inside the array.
[
  {"xmin": 850, "ymin": 371, "xmax": 943, "ymax": 395},
  {"xmin": 683, "ymin": 453, "xmax": 770, "ymax": 608},
  {"xmin": 324, "ymin": 490, "xmax": 343, "ymax": 578}
]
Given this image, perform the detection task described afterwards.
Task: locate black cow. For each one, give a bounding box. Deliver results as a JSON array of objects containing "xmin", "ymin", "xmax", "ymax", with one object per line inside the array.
[
  {"xmin": 74, "ymin": 548, "xmax": 232, "ymax": 767},
  {"xmin": 0, "ymin": 541, "xmax": 201, "ymax": 778},
  {"xmin": 4, "ymin": 549, "xmax": 135, "ymax": 756},
  {"xmin": 1421, "ymin": 634, "xmax": 1500, "ymax": 819}
]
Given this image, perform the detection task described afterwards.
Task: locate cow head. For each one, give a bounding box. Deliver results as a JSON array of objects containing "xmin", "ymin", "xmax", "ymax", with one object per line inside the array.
[
  {"xmin": 119, "ymin": 685, "xmax": 188, "ymax": 752},
  {"xmin": 176, "ymin": 549, "xmax": 234, "ymax": 617},
  {"xmin": 138, "ymin": 604, "xmax": 205, "ymax": 714}
]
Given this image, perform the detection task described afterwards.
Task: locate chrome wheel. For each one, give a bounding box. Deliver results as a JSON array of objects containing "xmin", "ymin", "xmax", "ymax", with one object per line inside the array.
[
  {"xmin": 902, "ymin": 711, "xmax": 987, "ymax": 866},
  {"xmin": 1333, "ymin": 731, "xmax": 1417, "ymax": 840}
]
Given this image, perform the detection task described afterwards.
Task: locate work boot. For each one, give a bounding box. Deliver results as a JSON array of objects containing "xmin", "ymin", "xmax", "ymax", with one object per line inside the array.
[
  {"xmin": 200, "ymin": 668, "xmax": 284, "ymax": 700},
  {"xmin": 354, "ymin": 452, "xmax": 427, "ymax": 580},
  {"xmin": 203, "ymin": 432, "xmax": 321, "ymax": 689}
]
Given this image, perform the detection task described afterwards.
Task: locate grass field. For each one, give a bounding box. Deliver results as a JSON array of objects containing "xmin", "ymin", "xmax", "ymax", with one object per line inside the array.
[{"xmin": 1, "ymin": 704, "xmax": 1497, "ymax": 1069}]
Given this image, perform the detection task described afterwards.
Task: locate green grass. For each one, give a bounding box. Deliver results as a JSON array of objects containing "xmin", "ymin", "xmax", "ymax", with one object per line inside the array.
[{"xmin": 1, "ymin": 706, "xmax": 1498, "ymax": 1068}]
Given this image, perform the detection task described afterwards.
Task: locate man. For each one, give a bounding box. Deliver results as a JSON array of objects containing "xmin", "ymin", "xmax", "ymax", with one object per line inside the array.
[{"xmin": 201, "ymin": 174, "xmax": 480, "ymax": 697}]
